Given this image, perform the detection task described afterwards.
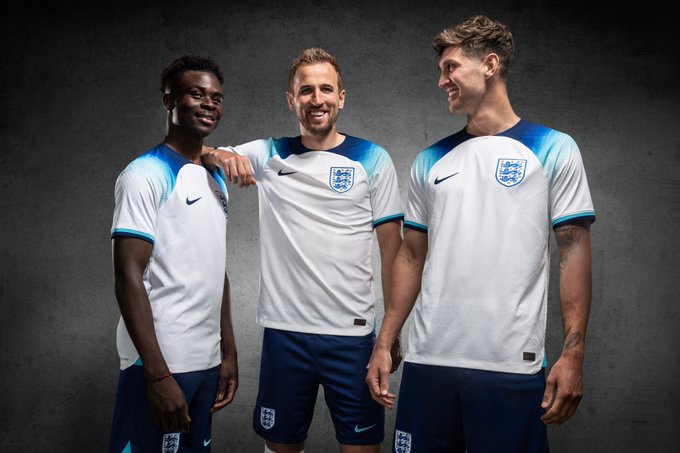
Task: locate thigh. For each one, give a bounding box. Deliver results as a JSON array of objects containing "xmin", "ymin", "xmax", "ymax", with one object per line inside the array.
[
  {"xmin": 174, "ymin": 366, "xmax": 219, "ymax": 452},
  {"xmin": 393, "ymin": 362, "xmax": 466, "ymax": 453},
  {"xmin": 109, "ymin": 365, "xmax": 220, "ymax": 453},
  {"xmin": 253, "ymin": 328, "xmax": 319, "ymax": 444},
  {"xmin": 459, "ymin": 368, "xmax": 549, "ymax": 453},
  {"xmin": 109, "ymin": 365, "xmax": 167, "ymax": 453},
  {"xmin": 317, "ymin": 332, "xmax": 384, "ymax": 446}
]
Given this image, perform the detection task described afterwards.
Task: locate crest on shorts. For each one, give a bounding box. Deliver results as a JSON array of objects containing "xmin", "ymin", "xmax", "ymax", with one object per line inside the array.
[
  {"xmin": 162, "ymin": 433, "xmax": 180, "ymax": 453},
  {"xmin": 260, "ymin": 407, "xmax": 275, "ymax": 430},
  {"xmin": 329, "ymin": 167, "xmax": 355, "ymax": 193},
  {"xmin": 395, "ymin": 430, "xmax": 412, "ymax": 453},
  {"xmin": 495, "ymin": 158, "xmax": 527, "ymax": 187}
]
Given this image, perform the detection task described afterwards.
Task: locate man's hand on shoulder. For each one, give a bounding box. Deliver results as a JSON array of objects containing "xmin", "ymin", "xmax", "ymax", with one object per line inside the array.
[{"xmin": 201, "ymin": 146, "xmax": 256, "ymax": 187}]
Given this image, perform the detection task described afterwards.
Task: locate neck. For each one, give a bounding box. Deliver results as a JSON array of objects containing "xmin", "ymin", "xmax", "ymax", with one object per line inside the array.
[
  {"xmin": 300, "ymin": 128, "xmax": 345, "ymax": 151},
  {"xmin": 164, "ymin": 127, "xmax": 204, "ymax": 163},
  {"xmin": 465, "ymin": 79, "xmax": 520, "ymax": 136}
]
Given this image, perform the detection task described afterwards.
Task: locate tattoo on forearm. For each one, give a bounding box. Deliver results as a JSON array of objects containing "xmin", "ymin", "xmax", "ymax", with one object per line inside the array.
[
  {"xmin": 564, "ymin": 331, "xmax": 582, "ymax": 350},
  {"xmin": 555, "ymin": 223, "xmax": 588, "ymax": 266}
]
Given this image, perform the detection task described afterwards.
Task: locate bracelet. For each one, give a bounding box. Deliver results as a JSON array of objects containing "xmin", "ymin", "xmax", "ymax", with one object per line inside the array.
[{"xmin": 156, "ymin": 371, "xmax": 173, "ymax": 382}]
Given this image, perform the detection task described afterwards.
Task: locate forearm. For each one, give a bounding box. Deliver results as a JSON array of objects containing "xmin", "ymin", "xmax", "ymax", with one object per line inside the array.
[
  {"xmin": 555, "ymin": 222, "xmax": 593, "ymax": 362},
  {"xmin": 376, "ymin": 220, "xmax": 403, "ymax": 313},
  {"xmin": 115, "ymin": 274, "xmax": 169, "ymax": 379},
  {"xmin": 376, "ymin": 229, "xmax": 426, "ymax": 350},
  {"xmin": 113, "ymin": 238, "xmax": 169, "ymax": 380},
  {"xmin": 219, "ymin": 274, "xmax": 237, "ymax": 359}
]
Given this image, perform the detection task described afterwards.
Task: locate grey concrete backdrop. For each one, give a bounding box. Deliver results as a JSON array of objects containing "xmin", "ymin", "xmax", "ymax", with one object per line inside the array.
[{"xmin": 1, "ymin": 0, "xmax": 678, "ymax": 451}]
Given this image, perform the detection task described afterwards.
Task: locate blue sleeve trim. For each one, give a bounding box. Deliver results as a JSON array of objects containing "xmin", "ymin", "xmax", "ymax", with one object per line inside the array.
[
  {"xmin": 373, "ymin": 214, "xmax": 404, "ymax": 228},
  {"xmin": 111, "ymin": 228, "xmax": 155, "ymax": 244},
  {"xmin": 552, "ymin": 212, "xmax": 596, "ymax": 229},
  {"xmin": 404, "ymin": 221, "xmax": 428, "ymax": 233}
]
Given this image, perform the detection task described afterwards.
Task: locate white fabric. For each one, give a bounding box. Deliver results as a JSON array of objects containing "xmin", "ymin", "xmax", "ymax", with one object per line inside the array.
[
  {"xmin": 226, "ymin": 134, "xmax": 403, "ymax": 336},
  {"xmin": 404, "ymin": 120, "xmax": 595, "ymax": 374},
  {"xmin": 111, "ymin": 144, "xmax": 229, "ymax": 372}
]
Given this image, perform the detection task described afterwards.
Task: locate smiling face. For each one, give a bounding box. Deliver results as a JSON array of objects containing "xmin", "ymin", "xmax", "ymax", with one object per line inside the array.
[
  {"xmin": 437, "ymin": 45, "xmax": 488, "ymax": 116},
  {"xmin": 164, "ymin": 70, "xmax": 223, "ymax": 138},
  {"xmin": 286, "ymin": 62, "xmax": 346, "ymax": 138}
]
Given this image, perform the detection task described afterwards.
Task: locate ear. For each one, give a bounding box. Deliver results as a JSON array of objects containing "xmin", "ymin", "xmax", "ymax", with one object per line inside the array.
[
  {"xmin": 286, "ymin": 91, "xmax": 295, "ymax": 111},
  {"xmin": 338, "ymin": 89, "xmax": 346, "ymax": 110},
  {"xmin": 162, "ymin": 92, "xmax": 174, "ymax": 111},
  {"xmin": 483, "ymin": 53, "xmax": 500, "ymax": 79}
]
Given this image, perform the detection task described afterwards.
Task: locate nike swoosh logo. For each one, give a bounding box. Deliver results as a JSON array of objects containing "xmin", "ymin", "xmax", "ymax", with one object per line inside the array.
[
  {"xmin": 434, "ymin": 172, "xmax": 459, "ymax": 185},
  {"xmin": 203, "ymin": 439, "xmax": 212, "ymax": 446},
  {"xmin": 354, "ymin": 424, "xmax": 376, "ymax": 433},
  {"xmin": 277, "ymin": 169, "xmax": 297, "ymax": 176},
  {"xmin": 186, "ymin": 197, "xmax": 202, "ymax": 205}
]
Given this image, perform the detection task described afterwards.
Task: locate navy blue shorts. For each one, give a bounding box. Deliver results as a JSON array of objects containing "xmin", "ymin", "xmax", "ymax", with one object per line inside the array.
[
  {"xmin": 109, "ymin": 364, "xmax": 219, "ymax": 453},
  {"xmin": 393, "ymin": 362, "xmax": 549, "ymax": 453},
  {"xmin": 253, "ymin": 328, "xmax": 384, "ymax": 445}
]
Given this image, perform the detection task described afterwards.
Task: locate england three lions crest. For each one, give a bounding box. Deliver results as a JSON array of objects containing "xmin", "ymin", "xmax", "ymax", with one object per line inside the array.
[
  {"xmin": 496, "ymin": 158, "xmax": 527, "ymax": 187},
  {"xmin": 329, "ymin": 167, "xmax": 355, "ymax": 193},
  {"xmin": 260, "ymin": 407, "xmax": 275, "ymax": 430},
  {"xmin": 395, "ymin": 430, "xmax": 412, "ymax": 453}
]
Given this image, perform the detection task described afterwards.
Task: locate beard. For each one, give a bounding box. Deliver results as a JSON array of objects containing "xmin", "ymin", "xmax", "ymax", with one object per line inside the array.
[{"xmin": 298, "ymin": 109, "xmax": 339, "ymax": 137}]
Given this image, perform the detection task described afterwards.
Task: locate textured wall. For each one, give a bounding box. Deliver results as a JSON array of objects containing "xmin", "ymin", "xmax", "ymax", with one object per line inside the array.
[{"xmin": 1, "ymin": 1, "xmax": 678, "ymax": 451}]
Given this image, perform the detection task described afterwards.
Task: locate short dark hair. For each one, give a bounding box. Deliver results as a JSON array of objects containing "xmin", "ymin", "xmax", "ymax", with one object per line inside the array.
[
  {"xmin": 160, "ymin": 54, "xmax": 224, "ymax": 93},
  {"xmin": 433, "ymin": 15, "xmax": 514, "ymax": 78},
  {"xmin": 287, "ymin": 47, "xmax": 343, "ymax": 92}
]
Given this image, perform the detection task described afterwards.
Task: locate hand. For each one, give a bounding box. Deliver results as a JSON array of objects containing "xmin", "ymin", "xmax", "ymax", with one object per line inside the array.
[
  {"xmin": 390, "ymin": 335, "xmax": 403, "ymax": 373},
  {"xmin": 210, "ymin": 357, "xmax": 239, "ymax": 413},
  {"xmin": 541, "ymin": 356, "xmax": 584, "ymax": 424},
  {"xmin": 147, "ymin": 376, "xmax": 191, "ymax": 433},
  {"xmin": 366, "ymin": 345, "xmax": 397, "ymax": 408},
  {"xmin": 201, "ymin": 146, "xmax": 256, "ymax": 187}
]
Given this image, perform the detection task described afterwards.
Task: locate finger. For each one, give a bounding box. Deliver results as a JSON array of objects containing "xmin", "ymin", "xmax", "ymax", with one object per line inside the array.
[
  {"xmin": 541, "ymin": 378, "xmax": 556, "ymax": 410},
  {"xmin": 541, "ymin": 390, "xmax": 565, "ymax": 424},
  {"xmin": 223, "ymin": 380, "xmax": 237, "ymax": 404},
  {"xmin": 210, "ymin": 398, "xmax": 229, "ymax": 413},
  {"xmin": 180, "ymin": 407, "xmax": 191, "ymax": 433},
  {"xmin": 378, "ymin": 368, "xmax": 391, "ymax": 397},
  {"xmin": 228, "ymin": 160, "xmax": 240, "ymax": 184},
  {"xmin": 366, "ymin": 367, "xmax": 382, "ymax": 398}
]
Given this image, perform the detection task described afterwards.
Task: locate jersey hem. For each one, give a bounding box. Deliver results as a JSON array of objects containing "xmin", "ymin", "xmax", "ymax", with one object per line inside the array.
[
  {"xmin": 552, "ymin": 211, "xmax": 596, "ymax": 228},
  {"xmin": 111, "ymin": 228, "xmax": 155, "ymax": 244},
  {"xmin": 373, "ymin": 213, "xmax": 404, "ymax": 228},
  {"xmin": 403, "ymin": 354, "xmax": 543, "ymax": 375},
  {"xmin": 404, "ymin": 221, "xmax": 427, "ymax": 233},
  {"xmin": 257, "ymin": 320, "xmax": 375, "ymax": 336}
]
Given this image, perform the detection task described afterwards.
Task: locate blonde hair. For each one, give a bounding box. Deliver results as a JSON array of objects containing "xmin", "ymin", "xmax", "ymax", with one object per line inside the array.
[{"xmin": 287, "ymin": 47, "xmax": 343, "ymax": 91}]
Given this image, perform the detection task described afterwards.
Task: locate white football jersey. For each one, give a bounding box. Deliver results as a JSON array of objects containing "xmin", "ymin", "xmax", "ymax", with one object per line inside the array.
[
  {"xmin": 404, "ymin": 120, "xmax": 595, "ymax": 374},
  {"xmin": 111, "ymin": 144, "xmax": 229, "ymax": 372},
  {"xmin": 227, "ymin": 134, "xmax": 403, "ymax": 336}
]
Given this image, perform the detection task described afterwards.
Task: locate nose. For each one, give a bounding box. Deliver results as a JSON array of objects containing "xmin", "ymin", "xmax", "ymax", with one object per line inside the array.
[
  {"xmin": 311, "ymin": 88, "xmax": 323, "ymax": 105},
  {"xmin": 438, "ymin": 72, "xmax": 450, "ymax": 89},
  {"xmin": 201, "ymin": 96, "xmax": 218, "ymax": 111}
]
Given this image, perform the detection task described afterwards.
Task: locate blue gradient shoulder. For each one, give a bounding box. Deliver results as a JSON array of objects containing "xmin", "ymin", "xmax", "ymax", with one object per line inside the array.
[
  {"xmin": 414, "ymin": 128, "xmax": 471, "ymax": 176},
  {"xmin": 500, "ymin": 120, "xmax": 578, "ymax": 173}
]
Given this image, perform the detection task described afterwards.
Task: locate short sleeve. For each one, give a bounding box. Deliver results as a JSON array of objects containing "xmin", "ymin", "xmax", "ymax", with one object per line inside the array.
[
  {"xmin": 368, "ymin": 147, "xmax": 404, "ymax": 227},
  {"xmin": 549, "ymin": 138, "xmax": 596, "ymax": 228},
  {"xmin": 404, "ymin": 152, "xmax": 430, "ymax": 233},
  {"xmin": 111, "ymin": 159, "xmax": 169, "ymax": 244},
  {"xmin": 222, "ymin": 138, "xmax": 275, "ymax": 181}
]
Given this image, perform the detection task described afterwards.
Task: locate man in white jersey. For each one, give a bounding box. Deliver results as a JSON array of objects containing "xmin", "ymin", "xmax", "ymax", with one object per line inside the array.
[
  {"xmin": 109, "ymin": 55, "xmax": 238, "ymax": 453},
  {"xmin": 366, "ymin": 15, "xmax": 596, "ymax": 452},
  {"xmin": 203, "ymin": 48, "xmax": 404, "ymax": 453}
]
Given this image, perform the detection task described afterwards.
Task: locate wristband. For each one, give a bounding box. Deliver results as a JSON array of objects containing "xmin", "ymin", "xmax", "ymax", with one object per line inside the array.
[{"xmin": 155, "ymin": 371, "xmax": 173, "ymax": 382}]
